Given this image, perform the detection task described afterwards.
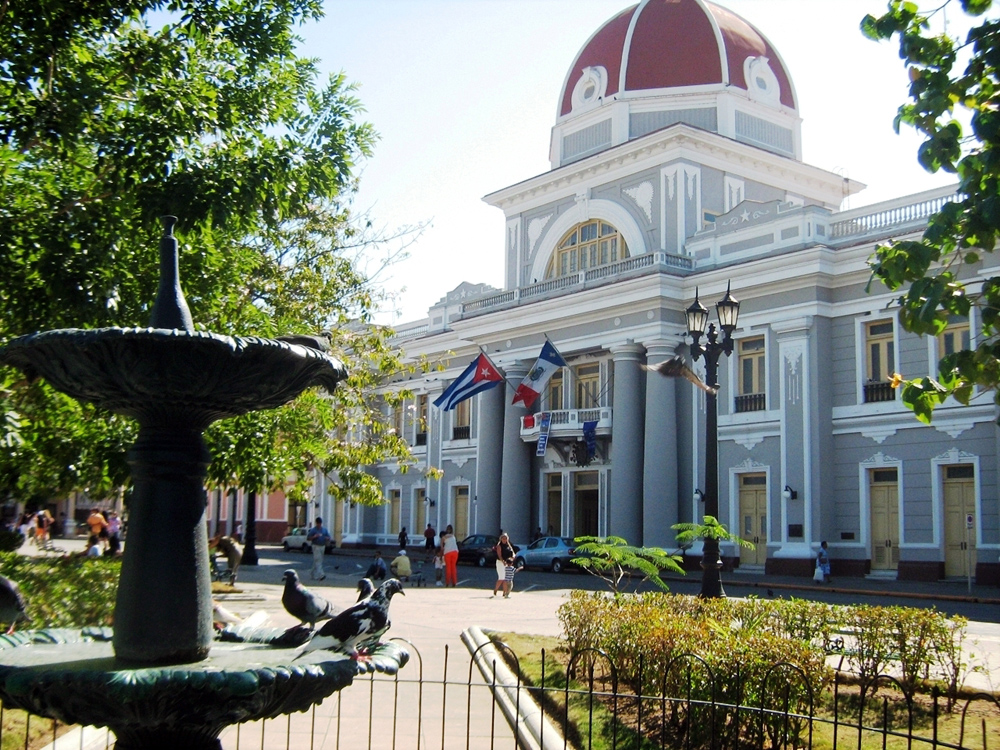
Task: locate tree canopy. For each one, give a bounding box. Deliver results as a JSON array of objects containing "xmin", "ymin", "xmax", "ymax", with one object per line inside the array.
[
  {"xmin": 865, "ymin": 0, "xmax": 1000, "ymax": 422},
  {"xmin": 0, "ymin": 0, "xmax": 414, "ymax": 507}
]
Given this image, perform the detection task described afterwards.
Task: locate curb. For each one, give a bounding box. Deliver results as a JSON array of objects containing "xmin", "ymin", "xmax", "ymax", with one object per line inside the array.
[
  {"xmin": 699, "ymin": 576, "xmax": 1000, "ymax": 605},
  {"xmin": 462, "ymin": 625, "xmax": 567, "ymax": 750},
  {"xmin": 39, "ymin": 724, "xmax": 111, "ymax": 750}
]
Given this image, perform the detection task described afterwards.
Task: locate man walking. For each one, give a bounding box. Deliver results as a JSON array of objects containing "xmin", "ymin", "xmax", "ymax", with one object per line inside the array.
[{"xmin": 306, "ymin": 517, "xmax": 331, "ymax": 581}]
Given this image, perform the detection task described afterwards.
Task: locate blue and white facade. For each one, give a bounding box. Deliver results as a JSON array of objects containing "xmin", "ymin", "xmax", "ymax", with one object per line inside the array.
[{"xmin": 314, "ymin": 0, "xmax": 999, "ymax": 582}]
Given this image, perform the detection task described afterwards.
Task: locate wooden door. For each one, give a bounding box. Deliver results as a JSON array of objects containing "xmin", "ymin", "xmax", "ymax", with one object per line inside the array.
[
  {"xmin": 739, "ymin": 474, "xmax": 768, "ymax": 566},
  {"xmin": 944, "ymin": 466, "xmax": 976, "ymax": 577},
  {"xmin": 454, "ymin": 487, "xmax": 469, "ymax": 539},
  {"xmin": 870, "ymin": 469, "xmax": 899, "ymax": 571},
  {"xmin": 573, "ymin": 471, "xmax": 599, "ymax": 537},
  {"xmin": 389, "ymin": 490, "xmax": 401, "ymax": 535},
  {"xmin": 415, "ymin": 488, "xmax": 426, "ymax": 537}
]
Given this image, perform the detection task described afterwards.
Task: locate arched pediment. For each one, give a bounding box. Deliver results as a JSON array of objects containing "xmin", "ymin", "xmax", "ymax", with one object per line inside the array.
[{"xmin": 529, "ymin": 198, "xmax": 648, "ymax": 284}]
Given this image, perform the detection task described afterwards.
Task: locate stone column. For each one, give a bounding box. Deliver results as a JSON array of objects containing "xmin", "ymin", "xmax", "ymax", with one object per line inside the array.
[
  {"xmin": 476, "ymin": 384, "xmax": 505, "ymax": 535},
  {"xmin": 608, "ymin": 342, "xmax": 645, "ymax": 544},
  {"xmin": 501, "ymin": 362, "xmax": 532, "ymax": 544},
  {"xmin": 642, "ymin": 340, "xmax": 679, "ymax": 548}
]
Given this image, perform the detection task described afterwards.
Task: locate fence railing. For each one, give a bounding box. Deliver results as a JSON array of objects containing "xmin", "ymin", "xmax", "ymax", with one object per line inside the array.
[{"xmin": 20, "ymin": 638, "xmax": 1000, "ymax": 749}]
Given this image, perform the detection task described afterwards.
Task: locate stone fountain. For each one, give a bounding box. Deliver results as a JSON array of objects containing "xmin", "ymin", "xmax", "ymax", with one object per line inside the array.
[{"xmin": 0, "ymin": 217, "xmax": 407, "ymax": 748}]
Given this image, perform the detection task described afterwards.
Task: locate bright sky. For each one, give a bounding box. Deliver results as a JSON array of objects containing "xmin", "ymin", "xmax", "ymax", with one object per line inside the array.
[{"xmin": 298, "ymin": 0, "xmax": 966, "ymax": 325}]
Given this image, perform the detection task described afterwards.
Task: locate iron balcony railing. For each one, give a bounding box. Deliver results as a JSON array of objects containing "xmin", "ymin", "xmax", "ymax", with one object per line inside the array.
[
  {"xmin": 863, "ymin": 380, "xmax": 896, "ymax": 403},
  {"xmin": 734, "ymin": 393, "xmax": 767, "ymax": 413}
]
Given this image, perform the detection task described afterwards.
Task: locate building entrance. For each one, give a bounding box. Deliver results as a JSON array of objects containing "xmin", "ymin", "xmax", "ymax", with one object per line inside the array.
[
  {"xmin": 573, "ymin": 471, "xmax": 599, "ymax": 537},
  {"xmin": 738, "ymin": 473, "xmax": 767, "ymax": 566},
  {"xmin": 454, "ymin": 486, "xmax": 469, "ymax": 539},
  {"xmin": 870, "ymin": 468, "xmax": 899, "ymax": 571},
  {"xmin": 943, "ymin": 465, "xmax": 976, "ymax": 577}
]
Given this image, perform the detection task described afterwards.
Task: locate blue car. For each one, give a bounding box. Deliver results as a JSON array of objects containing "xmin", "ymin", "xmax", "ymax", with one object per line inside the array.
[{"xmin": 513, "ymin": 536, "xmax": 577, "ymax": 573}]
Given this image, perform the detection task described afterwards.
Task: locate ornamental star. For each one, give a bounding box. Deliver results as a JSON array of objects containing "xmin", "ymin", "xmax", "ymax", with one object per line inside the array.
[{"xmin": 740, "ymin": 209, "xmax": 750, "ymax": 222}]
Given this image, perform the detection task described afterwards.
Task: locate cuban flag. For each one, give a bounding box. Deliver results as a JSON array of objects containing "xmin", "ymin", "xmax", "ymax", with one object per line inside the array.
[
  {"xmin": 512, "ymin": 340, "xmax": 567, "ymax": 409},
  {"xmin": 433, "ymin": 353, "xmax": 504, "ymax": 411}
]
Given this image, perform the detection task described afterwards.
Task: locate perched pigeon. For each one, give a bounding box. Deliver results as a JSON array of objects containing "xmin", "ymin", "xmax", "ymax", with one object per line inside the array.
[
  {"xmin": 641, "ymin": 357, "xmax": 719, "ymax": 395},
  {"xmin": 0, "ymin": 575, "xmax": 28, "ymax": 634},
  {"xmin": 296, "ymin": 578, "xmax": 405, "ymax": 661},
  {"xmin": 356, "ymin": 577, "xmax": 375, "ymax": 602},
  {"xmin": 281, "ymin": 569, "xmax": 334, "ymax": 628}
]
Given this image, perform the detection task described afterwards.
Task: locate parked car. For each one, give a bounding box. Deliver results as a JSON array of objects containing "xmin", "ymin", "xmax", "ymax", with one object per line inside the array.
[
  {"xmin": 281, "ymin": 527, "xmax": 311, "ymax": 552},
  {"xmin": 457, "ymin": 534, "xmax": 520, "ymax": 567},
  {"xmin": 513, "ymin": 536, "xmax": 577, "ymax": 573},
  {"xmin": 281, "ymin": 527, "xmax": 335, "ymax": 553}
]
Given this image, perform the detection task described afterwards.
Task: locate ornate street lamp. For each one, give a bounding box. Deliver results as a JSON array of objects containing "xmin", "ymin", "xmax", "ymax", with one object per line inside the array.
[{"xmin": 685, "ymin": 282, "xmax": 740, "ymax": 598}]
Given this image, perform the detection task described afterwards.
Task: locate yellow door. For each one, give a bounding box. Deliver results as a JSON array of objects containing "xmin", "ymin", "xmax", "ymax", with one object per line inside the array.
[
  {"xmin": 739, "ymin": 474, "xmax": 767, "ymax": 566},
  {"xmin": 415, "ymin": 488, "xmax": 426, "ymax": 536},
  {"xmin": 389, "ymin": 490, "xmax": 401, "ymax": 535},
  {"xmin": 333, "ymin": 498, "xmax": 343, "ymax": 548},
  {"xmin": 870, "ymin": 469, "xmax": 899, "ymax": 571},
  {"xmin": 943, "ymin": 466, "xmax": 976, "ymax": 577},
  {"xmin": 454, "ymin": 487, "xmax": 469, "ymax": 539}
]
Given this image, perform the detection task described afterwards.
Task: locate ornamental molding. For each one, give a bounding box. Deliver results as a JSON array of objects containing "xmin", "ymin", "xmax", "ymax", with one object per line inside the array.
[
  {"xmin": 861, "ymin": 451, "xmax": 900, "ymax": 467},
  {"xmin": 934, "ymin": 420, "xmax": 976, "ymax": 439},
  {"xmin": 623, "ymin": 181, "xmax": 653, "ymax": 222},
  {"xmin": 735, "ymin": 458, "xmax": 767, "ymax": 470},
  {"xmin": 861, "ymin": 426, "xmax": 896, "ymax": 444},
  {"xmin": 527, "ymin": 214, "xmax": 552, "ymax": 252},
  {"xmin": 449, "ymin": 457, "xmax": 470, "ymax": 469},
  {"xmin": 932, "ymin": 447, "xmax": 976, "ymax": 464}
]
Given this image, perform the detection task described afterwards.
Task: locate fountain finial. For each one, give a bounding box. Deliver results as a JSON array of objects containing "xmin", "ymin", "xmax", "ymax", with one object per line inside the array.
[{"xmin": 149, "ymin": 215, "xmax": 194, "ymax": 333}]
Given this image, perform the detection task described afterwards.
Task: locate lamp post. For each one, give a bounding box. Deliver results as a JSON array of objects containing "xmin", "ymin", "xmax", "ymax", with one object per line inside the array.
[{"xmin": 685, "ymin": 282, "xmax": 740, "ymax": 599}]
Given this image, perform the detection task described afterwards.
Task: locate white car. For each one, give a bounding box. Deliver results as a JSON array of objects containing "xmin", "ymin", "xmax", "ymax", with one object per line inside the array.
[
  {"xmin": 281, "ymin": 526, "xmax": 333, "ymax": 553},
  {"xmin": 281, "ymin": 527, "xmax": 312, "ymax": 552}
]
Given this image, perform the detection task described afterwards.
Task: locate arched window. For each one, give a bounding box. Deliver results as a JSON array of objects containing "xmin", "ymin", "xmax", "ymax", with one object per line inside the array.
[{"xmin": 545, "ymin": 220, "xmax": 629, "ymax": 279}]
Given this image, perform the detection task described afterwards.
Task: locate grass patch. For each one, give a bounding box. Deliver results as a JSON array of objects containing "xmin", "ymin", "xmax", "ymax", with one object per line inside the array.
[
  {"xmin": 493, "ymin": 631, "xmax": 1000, "ymax": 750},
  {"xmin": 0, "ymin": 706, "xmax": 76, "ymax": 750}
]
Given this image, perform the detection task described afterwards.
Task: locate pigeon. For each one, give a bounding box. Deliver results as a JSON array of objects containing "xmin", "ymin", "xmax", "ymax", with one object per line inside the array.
[
  {"xmin": 281, "ymin": 569, "xmax": 334, "ymax": 628},
  {"xmin": 356, "ymin": 577, "xmax": 375, "ymax": 602},
  {"xmin": 641, "ymin": 357, "xmax": 719, "ymax": 395},
  {"xmin": 296, "ymin": 578, "xmax": 405, "ymax": 661},
  {"xmin": 213, "ymin": 600, "xmax": 242, "ymax": 629},
  {"xmin": 0, "ymin": 575, "xmax": 28, "ymax": 634}
]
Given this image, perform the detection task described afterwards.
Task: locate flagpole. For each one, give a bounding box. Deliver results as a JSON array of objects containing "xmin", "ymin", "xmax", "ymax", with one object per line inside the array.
[{"xmin": 480, "ymin": 346, "xmax": 522, "ymax": 400}]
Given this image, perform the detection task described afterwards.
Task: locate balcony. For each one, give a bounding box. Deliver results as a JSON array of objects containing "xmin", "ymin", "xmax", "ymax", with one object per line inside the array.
[
  {"xmin": 451, "ymin": 425, "xmax": 470, "ymax": 441},
  {"xmin": 734, "ymin": 393, "xmax": 766, "ymax": 413},
  {"xmin": 863, "ymin": 380, "xmax": 896, "ymax": 403},
  {"xmin": 415, "ymin": 432, "xmax": 427, "ymax": 446},
  {"xmin": 520, "ymin": 408, "xmax": 613, "ymax": 441}
]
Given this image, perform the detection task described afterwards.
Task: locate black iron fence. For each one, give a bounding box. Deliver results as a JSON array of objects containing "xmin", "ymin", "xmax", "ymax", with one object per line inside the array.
[{"xmin": 12, "ymin": 638, "xmax": 1000, "ymax": 750}]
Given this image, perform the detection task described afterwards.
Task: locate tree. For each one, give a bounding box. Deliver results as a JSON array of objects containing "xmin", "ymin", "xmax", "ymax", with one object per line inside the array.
[
  {"xmin": 0, "ymin": 0, "xmax": 415, "ymax": 507},
  {"xmin": 865, "ymin": 0, "xmax": 1000, "ymax": 422},
  {"xmin": 571, "ymin": 535, "xmax": 684, "ymax": 594}
]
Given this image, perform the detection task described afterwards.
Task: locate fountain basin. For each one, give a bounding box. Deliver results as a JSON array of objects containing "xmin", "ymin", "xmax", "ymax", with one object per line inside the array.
[{"xmin": 0, "ymin": 628, "xmax": 408, "ymax": 749}]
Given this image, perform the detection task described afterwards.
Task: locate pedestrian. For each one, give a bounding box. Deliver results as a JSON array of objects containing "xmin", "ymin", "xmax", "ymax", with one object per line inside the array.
[
  {"xmin": 87, "ymin": 508, "xmax": 108, "ymax": 551},
  {"xmin": 106, "ymin": 511, "xmax": 122, "ymax": 556},
  {"xmin": 817, "ymin": 540, "xmax": 831, "ymax": 583},
  {"xmin": 492, "ymin": 532, "xmax": 515, "ymax": 597},
  {"xmin": 390, "ymin": 549, "xmax": 412, "ymax": 580},
  {"xmin": 532, "ymin": 527, "xmax": 542, "ymax": 542},
  {"xmin": 366, "ymin": 549, "xmax": 388, "ymax": 580},
  {"xmin": 82, "ymin": 534, "xmax": 101, "ymax": 557},
  {"xmin": 210, "ymin": 533, "xmax": 243, "ymax": 585},
  {"xmin": 398, "ymin": 526, "xmax": 408, "ymax": 549},
  {"xmin": 503, "ymin": 559, "xmax": 520, "ymax": 598},
  {"xmin": 306, "ymin": 517, "xmax": 331, "ymax": 581},
  {"xmin": 424, "ymin": 523, "xmax": 436, "ymax": 550},
  {"xmin": 35, "ymin": 510, "xmax": 52, "ymax": 545},
  {"xmin": 440, "ymin": 524, "xmax": 459, "ymax": 587},
  {"xmin": 433, "ymin": 546, "xmax": 445, "ymax": 586}
]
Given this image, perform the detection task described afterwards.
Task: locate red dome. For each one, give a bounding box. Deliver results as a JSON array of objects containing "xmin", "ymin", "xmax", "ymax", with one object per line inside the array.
[{"xmin": 559, "ymin": 0, "xmax": 795, "ymax": 117}]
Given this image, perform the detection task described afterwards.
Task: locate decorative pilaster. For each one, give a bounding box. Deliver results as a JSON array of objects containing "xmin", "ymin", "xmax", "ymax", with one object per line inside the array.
[
  {"xmin": 609, "ymin": 342, "xmax": 646, "ymax": 544},
  {"xmin": 501, "ymin": 363, "xmax": 532, "ymax": 543},
  {"xmin": 642, "ymin": 341, "xmax": 679, "ymax": 547}
]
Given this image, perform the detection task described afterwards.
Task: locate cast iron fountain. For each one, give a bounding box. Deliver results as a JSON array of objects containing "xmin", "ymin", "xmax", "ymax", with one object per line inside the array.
[{"xmin": 0, "ymin": 217, "xmax": 407, "ymax": 748}]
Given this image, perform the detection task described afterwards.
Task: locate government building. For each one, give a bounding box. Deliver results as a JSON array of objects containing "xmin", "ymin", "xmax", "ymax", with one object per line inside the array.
[{"xmin": 313, "ymin": 0, "xmax": 998, "ymax": 582}]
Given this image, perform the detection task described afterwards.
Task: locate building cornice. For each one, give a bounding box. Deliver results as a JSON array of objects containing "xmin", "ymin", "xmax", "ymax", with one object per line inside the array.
[{"xmin": 483, "ymin": 124, "xmax": 864, "ymax": 214}]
